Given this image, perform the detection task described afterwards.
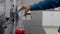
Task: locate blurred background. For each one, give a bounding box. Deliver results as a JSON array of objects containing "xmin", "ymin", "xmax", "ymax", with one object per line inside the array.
[{"xmin": 0, "ymin": 0, "xmax": 60, "ymax": 34}]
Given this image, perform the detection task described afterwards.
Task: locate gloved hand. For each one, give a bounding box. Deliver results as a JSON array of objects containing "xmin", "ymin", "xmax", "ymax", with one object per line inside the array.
[
  {"xmin": 58, "ymin": 27, "xmax": 60, "ymax": 33},
  {"xmin": 18, "ymin": 5, "xmax": 30, "ymax": 15}
]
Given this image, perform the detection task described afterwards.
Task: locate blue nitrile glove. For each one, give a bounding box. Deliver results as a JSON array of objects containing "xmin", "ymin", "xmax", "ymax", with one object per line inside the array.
[{"xmin": 58, "ymin": 26, "xmax": 60, "ymax": 33}]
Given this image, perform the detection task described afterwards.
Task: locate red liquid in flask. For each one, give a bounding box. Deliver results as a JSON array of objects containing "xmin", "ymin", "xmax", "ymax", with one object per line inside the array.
[{"xmin": 16, "ymin": 29, "xmax": 25, "ymax": 34}]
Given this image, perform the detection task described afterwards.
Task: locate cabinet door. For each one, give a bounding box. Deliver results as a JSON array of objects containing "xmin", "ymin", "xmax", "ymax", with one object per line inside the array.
[
  {"xmin": 52, "ymin": 12, "xmax": 60, "ymax": 26},
  {"xmin": 42, "ymin": 11, "xmax": 53, "ymax": 26},
  {"xmin": 42, "ymin": 11, "xmax": 60, "ymax": 26}
]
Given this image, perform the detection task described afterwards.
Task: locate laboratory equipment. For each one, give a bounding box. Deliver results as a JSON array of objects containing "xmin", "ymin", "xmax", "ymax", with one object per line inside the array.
[{"xmin": 16, "ymin": 11, "xmax": 25, "ymax": 34}]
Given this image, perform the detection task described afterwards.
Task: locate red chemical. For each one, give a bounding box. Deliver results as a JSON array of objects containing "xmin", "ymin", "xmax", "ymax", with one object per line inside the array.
[{"xmin": 16, "ymin": 29, "xmax": 25, "ymax": 34}]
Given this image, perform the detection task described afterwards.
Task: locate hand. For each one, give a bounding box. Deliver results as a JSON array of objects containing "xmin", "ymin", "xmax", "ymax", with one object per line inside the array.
[{"xmin": 18, "ymin": 5, "xmax": 30, "ymax": 15}]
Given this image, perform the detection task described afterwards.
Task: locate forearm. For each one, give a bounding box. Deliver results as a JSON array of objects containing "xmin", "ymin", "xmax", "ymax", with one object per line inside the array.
[{"xmin": 29, "ymin": 0, "xmax": 60, "ymax": 10}]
